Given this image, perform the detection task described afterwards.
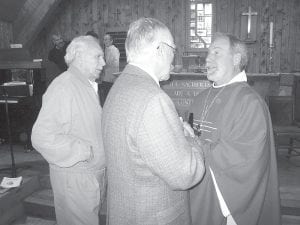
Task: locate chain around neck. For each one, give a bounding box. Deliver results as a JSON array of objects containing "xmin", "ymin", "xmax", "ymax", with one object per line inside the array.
[{"xmin": 200, "ymin": 86, "xmax": 226, "ymax": 123}]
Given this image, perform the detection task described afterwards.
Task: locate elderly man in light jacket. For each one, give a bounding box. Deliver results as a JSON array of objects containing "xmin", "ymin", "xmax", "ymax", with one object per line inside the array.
[{"xmin": 32, "ymin": 35, "xmax": 106, "ymax": 225}]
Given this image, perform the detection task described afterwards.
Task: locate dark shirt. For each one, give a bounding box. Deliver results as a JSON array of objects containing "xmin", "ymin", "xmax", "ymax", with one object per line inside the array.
[{"xmin": 48, "ymin": 42, "xmax": 69, "ymax": 72}]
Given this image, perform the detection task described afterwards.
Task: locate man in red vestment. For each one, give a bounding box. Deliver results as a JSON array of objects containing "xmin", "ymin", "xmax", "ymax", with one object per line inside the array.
[{"xmin": 188, "ymin": 33, "xmax": 281, "ymax": 225}]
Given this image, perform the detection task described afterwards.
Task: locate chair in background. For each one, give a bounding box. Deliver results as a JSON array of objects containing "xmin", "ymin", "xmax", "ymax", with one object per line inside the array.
[{"xmin": 267, "ymin": 74, "xmax": 300, "ymax": 158}]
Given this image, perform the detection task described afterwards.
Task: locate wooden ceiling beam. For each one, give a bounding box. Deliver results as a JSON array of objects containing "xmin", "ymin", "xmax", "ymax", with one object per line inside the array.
[{"xmin": 13, "ymin": 0, "xmax": 62, "ymax": 48}]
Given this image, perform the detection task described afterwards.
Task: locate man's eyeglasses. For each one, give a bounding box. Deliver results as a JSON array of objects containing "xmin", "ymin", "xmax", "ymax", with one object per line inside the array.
[{"xmin": 158, "ymin": 42, "xmax": 177, "ymax": 54}]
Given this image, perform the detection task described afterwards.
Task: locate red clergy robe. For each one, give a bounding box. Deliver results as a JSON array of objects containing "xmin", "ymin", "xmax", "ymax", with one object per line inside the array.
[{"xmin": 189, "ymin": 82, "xmax": 281, "ymax": 225}]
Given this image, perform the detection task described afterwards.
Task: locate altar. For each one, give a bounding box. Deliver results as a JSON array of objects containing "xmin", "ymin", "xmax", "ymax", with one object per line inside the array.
[{"xmin": 161, "ymin": 72, "xmax": 298, "ymax": 120}]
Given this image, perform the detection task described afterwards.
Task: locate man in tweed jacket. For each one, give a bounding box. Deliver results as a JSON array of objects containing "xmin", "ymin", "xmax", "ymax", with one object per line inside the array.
[{"xmin": 102, "ymin": 18, "xmax": 205, "ymax": 225}]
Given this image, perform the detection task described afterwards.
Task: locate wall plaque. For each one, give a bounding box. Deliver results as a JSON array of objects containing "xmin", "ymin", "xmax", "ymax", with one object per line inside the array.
[{"xmin": 162, "ymin": 79, "xmax": 211, "ymax": 119}]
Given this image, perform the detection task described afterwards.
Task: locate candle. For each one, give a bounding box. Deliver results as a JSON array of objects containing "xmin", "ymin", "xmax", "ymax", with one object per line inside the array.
[{"xmin": 270, "ymin": 22, "xmax": 273, "ymax": 47}]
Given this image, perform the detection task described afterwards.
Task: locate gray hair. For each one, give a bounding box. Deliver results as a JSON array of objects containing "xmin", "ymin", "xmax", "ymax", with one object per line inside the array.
[
  {"xmin": 213, "ymin": 32, "xmax": 248, "ymax": 71},
  {"xmin": 125, "ymin": 17, "xmax": 169, "ymax": 62},
  {"xmin": 64, "ymin": 35, "xmax": 98, "ymax": 66}
]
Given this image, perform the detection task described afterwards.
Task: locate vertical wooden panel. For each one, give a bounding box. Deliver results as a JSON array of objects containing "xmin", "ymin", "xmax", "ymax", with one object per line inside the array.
[
  {"xmin": 287, "ymin": 0, "xmax": 295, "ymax": 72},
  {"xmin": 135, "ymin": 0, "xmax": 144, "ymax": 19},
  {"xmin": 280, "ymin": 0, "xmax": 290, "ymax": 72},
  {"xmin": 233, "ymin": 0, "xmax": 242, "ymax": 38},
  {"xmin": 25, "ymin": 0, "xmax": 299, "ymax": 74},
  {"xmin": 257, "ymin": 0, "xmax": 269, "ymax": 73},
  {"xmin": 227, "ymin": 0, "xmax": 235, "ymax": 34},
  {"xmin": 0, "ymin": 21, "xmax": 13, "ymax": 48},
  {"xmin": 293, "ymin": 0, "xmax": 300, "ymax": 72},
  {"xmin": 143, "ymin": 0, "xmax": 155, "ymax": 18},
  {"xmin": 101, "ymin": 0, "xmax": 109, "ymax": 35},
  {"xmin": 215, "ymin": 0, "xmax": 221, "ymax": 32},
  {"xmin": 171, "ymin": 0, "xmax": 186, "ymax": 65},
  {"xmin": 252, "ymin": 0, "xmax": 260, "ymax": 73},
  {"xmin": 273, "ymin": 0, "xmax": 282, "ymax": 73},
  {"xmin": 288, "ymin": 0, "xmax": 298, "ymax": 72}
]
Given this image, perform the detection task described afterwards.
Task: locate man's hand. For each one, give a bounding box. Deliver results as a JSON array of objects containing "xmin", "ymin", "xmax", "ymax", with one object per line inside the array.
[
  {"xmin": 87, "ymin": 146, "xmax": 94, "ymax": 162},
  {"xmin": 185, "ymin": 135, "xmax": 205, "ymax": 159},
  {"xmin": 179, "ymin": 117, "xmax": 195, "ymax": 138}
]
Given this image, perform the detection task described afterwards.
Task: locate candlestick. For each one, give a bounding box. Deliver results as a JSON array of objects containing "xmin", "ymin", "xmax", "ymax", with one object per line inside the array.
[{"xmin": 270, "ymin": 22, "xmax": 273, "ymax": 47}]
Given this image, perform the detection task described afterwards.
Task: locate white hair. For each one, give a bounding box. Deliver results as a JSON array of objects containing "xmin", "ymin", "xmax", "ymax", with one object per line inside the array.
[
  {"xmin": 125, "ymin": 17, "xmax": 169, "ymax": 62},
  {"xmin": 64, "ymin": 35, "xmax": 98, "ymax": 66}
]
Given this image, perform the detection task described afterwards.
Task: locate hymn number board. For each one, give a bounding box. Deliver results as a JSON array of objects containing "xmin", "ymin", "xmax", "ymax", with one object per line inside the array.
[{"xmin": 161, "ymin": 79, "xmax": 211, "ymax": 118}]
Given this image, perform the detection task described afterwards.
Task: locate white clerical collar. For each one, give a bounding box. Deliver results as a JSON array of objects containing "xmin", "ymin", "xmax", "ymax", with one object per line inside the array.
[
  {"xmin": 129, "ymin": 62, "xmax": 160, "ymax": 86},
  {"xmin": 88, "ymin": 79, "xmax": 98, "ymax": 93},
  {"xmin": 213, "ymin": 70, "xmax": 247, "ymax": 88}
]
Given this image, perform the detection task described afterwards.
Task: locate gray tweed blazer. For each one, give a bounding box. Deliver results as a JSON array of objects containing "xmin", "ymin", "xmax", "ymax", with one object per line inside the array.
[{"xmin": 102, "ymin": 64, "xmax": 204, "ymax": 225}]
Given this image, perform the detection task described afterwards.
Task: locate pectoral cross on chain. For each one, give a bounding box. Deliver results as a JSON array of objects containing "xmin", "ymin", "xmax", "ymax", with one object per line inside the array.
[{"xmin": 242, "ymin": 6, "xmax": 258, "ymax": 38}]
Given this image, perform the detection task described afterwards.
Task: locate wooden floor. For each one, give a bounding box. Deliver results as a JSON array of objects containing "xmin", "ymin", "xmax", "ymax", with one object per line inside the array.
[
  {"xmin": 277, "ymin": 147, "xmax": 300, "ymax": 225},
  {"xmin": 0, "ymin": 143, "xmax": 300, "ymax": 224},
  {"xmin": 0, "ymin": 143, "xmax": 52, "ymax": 225},
  {"xmin": 277, "ymin": 148, "xmax": 300, "ymax": 188}
]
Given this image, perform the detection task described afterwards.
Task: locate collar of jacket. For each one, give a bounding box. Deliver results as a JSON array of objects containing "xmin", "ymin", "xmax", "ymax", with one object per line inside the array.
[
  {"xmin": 67, "ymin": 65, "xmax": 94, "ymax": 88},
  {"xmin": 123, "ymin": 64, "xmax": 159, "ymax": 86}
]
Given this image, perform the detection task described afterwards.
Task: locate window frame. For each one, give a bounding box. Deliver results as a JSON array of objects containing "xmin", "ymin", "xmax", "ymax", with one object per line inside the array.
[{"xmin": 185, "ymin": 0, "xmax": 214, "ymax": 54}]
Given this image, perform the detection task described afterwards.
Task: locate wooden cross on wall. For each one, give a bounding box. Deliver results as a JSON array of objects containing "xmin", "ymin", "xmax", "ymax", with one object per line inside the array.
[
  {"xmin": 241, "ymin": 6, "xmax": 258, "ymax": 42},
  {"xmin": 113, "ymin": 8, "xmax": 121, "ymax": 21}
]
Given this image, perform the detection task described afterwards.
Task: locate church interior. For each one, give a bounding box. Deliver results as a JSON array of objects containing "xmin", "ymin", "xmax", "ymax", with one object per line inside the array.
[{"xmin": 0, "ymin": 0, "xmax": 300, "ymax": 224}]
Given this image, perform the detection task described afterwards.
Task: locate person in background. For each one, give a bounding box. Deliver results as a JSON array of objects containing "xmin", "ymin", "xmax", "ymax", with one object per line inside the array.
[
  {"xmin": 100, "ymin": 33, "xmax": 120, "ymax": 105},
  {"xmin": 48, "ymin": 34, "xmax": 69, "ymax": 72},
  {"xmin": 32, "ymin": 35, "xmax": 106, "ymax": 225},
  {"xmin": 102, "ymin": 17, "xmax": 205, "ymax": 225},
  {"xmin": 188, "ymin": 32, "xmax": 281, "ymax": 225},
  {"xmin": 86, "ymin": 30, "xmax": 99, "ymax": 40}
]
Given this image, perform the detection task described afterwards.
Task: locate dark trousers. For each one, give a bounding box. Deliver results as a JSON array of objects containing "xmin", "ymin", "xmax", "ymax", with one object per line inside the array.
[{"xmin": 99, "ymin": 81, "xmax": 113, "ymax": 107}]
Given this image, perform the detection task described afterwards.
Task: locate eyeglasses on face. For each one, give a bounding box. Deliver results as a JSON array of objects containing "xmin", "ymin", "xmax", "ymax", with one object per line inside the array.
[{"xmin": 158, "ymin": 42, "xmax": 177, "ymax": 54}]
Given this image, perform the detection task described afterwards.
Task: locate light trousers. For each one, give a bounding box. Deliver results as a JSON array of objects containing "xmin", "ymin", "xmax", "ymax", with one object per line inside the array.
[{"xmin": 50, "ymin": 167, "xmax": 106, "ymax": 225}]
